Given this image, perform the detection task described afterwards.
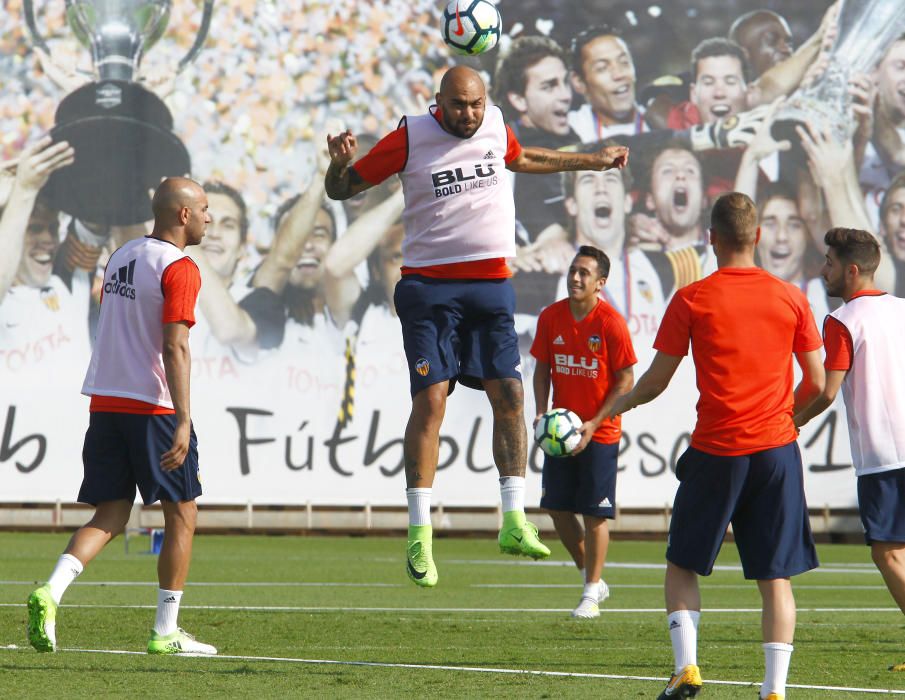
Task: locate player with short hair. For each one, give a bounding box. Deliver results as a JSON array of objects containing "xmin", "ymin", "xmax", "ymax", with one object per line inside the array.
[
  {"xmin": 568, "ymin": 25, "xmax": 648, "ymax": 142},
  {"xmin": 531, "ymin": 245, "xmax": 636, "ymax": 618},
  {"xmin": 794, "ymin": 227, "xmax": 905, "ymax": 672},
  {"xmin": 26, "ymin": 177, "xmax": 217, "ymax": 656},
  {"xmin": 728, "ymin": 10, "xmax": 793, "ymax": 79},
  {"xmin": 879, "ymin": 171, "xmax": 905, "ymax": 297},
  {"xmin": 324, "ymin": 65, "xmax": 628, "ymax": 587},
  {"xmin": 493, "ymin": 35, "xmax": 576, "ymax": 247},
  {"xmin": 610, "ymin": 192, "xmax": 825, "ymax": 700}
]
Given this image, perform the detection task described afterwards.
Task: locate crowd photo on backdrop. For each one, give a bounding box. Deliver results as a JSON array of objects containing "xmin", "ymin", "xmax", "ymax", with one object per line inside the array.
[{"xmin": 2, "ymin": 0, "xmax": 905, "ymax": 696}]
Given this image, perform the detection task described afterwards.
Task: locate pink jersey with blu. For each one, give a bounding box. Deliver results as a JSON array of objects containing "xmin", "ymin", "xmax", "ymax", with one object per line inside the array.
[{"xmin": 399, "ymin": 105, "xmax": 516, "ymax": 267}]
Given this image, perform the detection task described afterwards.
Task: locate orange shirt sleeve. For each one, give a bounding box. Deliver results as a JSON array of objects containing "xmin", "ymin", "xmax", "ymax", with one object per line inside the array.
[
  {"xmin": 653, "ymin": 288, "xmax": 693, "ymax": 356},
  {"xmin": 791, "ymin": 289, "xmax": 823, "ymax": 353},
  {"xmin": 605, "ymin": 313, "xmax": 637, "ymax": 370},
  {"xmin": 161, "ymin": 257, "xmax": 201, "ymax": 327},
  {"xmin": 823, "ymin": 316, "xmax": 853, "ymax": 371},
  {"xmin": 352, "ymin": 127, "xmax": 408, "ymax": 185},
  {"xmin": 530, "ymin": 307, "xmax": 552, "ymax": 364},
  {"xmin": 504, "ymin": 124, "xmax": 522, "ymax": 163}
]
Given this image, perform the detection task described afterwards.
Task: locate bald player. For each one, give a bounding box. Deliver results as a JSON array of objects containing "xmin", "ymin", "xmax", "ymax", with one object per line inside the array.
[
  {"xmin": 27, "ymin": 177, "xmax": 217, "ymax": 656},
  {"xmin": 325, "ymin": 66, "xmax": 628, "ymax": 587}
]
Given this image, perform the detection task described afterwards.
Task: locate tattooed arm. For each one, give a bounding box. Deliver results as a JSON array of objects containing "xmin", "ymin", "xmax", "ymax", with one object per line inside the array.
[
  {"xmin": 507, "ymin": 144, "xmax": 629, "ymax": 174},
  {"xmin": 324, "ymin": 130, "xmax": 375, "ymax": 200}
]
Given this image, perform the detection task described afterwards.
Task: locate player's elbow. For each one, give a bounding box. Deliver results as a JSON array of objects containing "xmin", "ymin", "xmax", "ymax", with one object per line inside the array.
[
  {"xmin": 162, "ymin": 336, "xmax": 191, "ymax": 363},
  {"xmin": 819, "ymin": 383, "xmax": 838, "ymax": 407}
]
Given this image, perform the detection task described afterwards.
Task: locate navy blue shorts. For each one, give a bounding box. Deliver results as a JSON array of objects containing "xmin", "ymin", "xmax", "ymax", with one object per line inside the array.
[
  {"xmin": 858, "ymin": 469, "xmax": 905, "ymax": 544},
  {"xmin": 666, "ymin": 442, "xmax": 818, "ymax": 580},
  {"xmin": 393, "ymin": 275, "xmax": 521, "ymax": 396},
  {"xmin": 540, "ymin": 441, "xmax": 618, "ymax": 518},
  {"xmin": 79, "ymin": 412, "xmax": 202, "ymax": 506}
]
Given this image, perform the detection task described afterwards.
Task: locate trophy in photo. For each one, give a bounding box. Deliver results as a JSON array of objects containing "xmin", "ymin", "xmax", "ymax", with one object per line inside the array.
[
  {"xmin": 23, "ymin": 0, "xmax": 214, "ymax": 226},
  {"xmin": 772, "ymin": 0, "xmax": 905, "ymax": 149}
]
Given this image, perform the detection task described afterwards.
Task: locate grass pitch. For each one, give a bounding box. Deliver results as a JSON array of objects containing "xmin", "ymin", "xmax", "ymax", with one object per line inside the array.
[{"xmin": 2, "ymin": 532, "xmax": 905, "ymax": 698}]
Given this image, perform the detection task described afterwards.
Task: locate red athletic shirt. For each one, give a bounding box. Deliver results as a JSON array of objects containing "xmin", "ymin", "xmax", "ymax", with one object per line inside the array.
[
  {"xmin": 90, "ymin": 257, "xmax": 201, "ymax": 414},
  {"xmin": 823, "ymin": 290, "xmax": 887, "ymax": 371},
  {"xmin": 352, "ymin": 109, "xmax": 522, "ymax": 280},
  {"xmin": 654, "ymin": 267, "xmax": 822, "ymax": 456},
  {"xmin": 531, "ymin": 299, "xmax": 637, "ymax": 444}
]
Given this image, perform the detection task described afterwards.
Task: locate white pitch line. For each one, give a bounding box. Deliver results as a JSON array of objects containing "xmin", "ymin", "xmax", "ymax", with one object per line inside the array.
[
  {"xmin": 0, "ymin": 581, "xmax": 401, "ymax": 588},
  {"xmin": 0, "ymin": 646, "xmax": 902, "ymax": 695},
  {"xmin": 473, "ymin": 583, "xmax": 889, "ymax": 590},
  {"xmin": 441, "ymin": 559, "xmax": 881, "ymax": 575},
  {"xmin": 0, "ymin": 602, "xmax": 900, "ymax": 614},
  {"xmin": 0, "ymin": 580, "xmax": 885, "ymax": 591}
]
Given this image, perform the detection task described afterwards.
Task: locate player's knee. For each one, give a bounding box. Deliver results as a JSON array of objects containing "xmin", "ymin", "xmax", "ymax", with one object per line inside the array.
[
  {"xmin": 412, "ymin": 386, "xmax": 447, "ymax": 423},
  {"xmin": 162, "ymin": 499, "xmax": 198, "ymax": 532},
  {"xmin": 90, "ymin": 500, "xmax": 132, "ymax": 535},
  {"xmin": 488, "ymin": 378, "xmax": 524, "ymax": 416},
  {"xmin": 545, "ymin": 509, "xmax": 575, "ymax": 525},
  {"xmin": 872, "ymin": 543, "xmax": 905, "ymax": 571}
]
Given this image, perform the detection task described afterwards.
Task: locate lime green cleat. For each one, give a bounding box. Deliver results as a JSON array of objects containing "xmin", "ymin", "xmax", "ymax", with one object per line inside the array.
[
  {"xmin": 406, "ymin": 524, "xmax": 438, "ymax": 587},
  {"xmin": 26, "ymin": 584, "xmax": 57, "ymax": 652},
  {"xmin": 498, "ymin": 511, "xmax": 551, "ymax": 559},
  {"xmin": 147, "ymin": 628, "xmax": 217, "ymax": 655}
]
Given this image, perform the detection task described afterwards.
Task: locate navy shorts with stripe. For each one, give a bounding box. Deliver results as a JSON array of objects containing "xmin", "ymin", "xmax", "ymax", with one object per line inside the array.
[
  {"xmin": 540, "ymin": 440, "xmax": 618, "ymax": 518},
  {"xmin": 858, "ymin": 468, "xmax": 905, "ymax": 544},
  {"xmin": 666, "ymin": 442, "xmax": 818, "ymax": 580},
  {"xmin": 393, "ymin": 275, "xmax": 521, "ymax": 396},
  {"xmin": 79, "ymin": 412, "xmax": 202, "ymax": 506}
]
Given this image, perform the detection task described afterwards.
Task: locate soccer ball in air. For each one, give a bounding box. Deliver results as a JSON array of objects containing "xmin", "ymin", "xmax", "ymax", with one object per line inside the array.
[
  {"xmin": 534, "ymin": 408, "xmax": 583, "ymax": 457},
  {"xmin": 441, "ymin": 0, "xmax": 502, "ymax": 56}
]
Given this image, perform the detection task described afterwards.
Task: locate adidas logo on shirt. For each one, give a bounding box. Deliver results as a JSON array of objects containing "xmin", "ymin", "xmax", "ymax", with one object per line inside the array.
[
  {"xmin": 553, "ymin": 335, "xmax": 565, "ymax": 345},
  {"xmin": 483, "ymin": 150, "xmax": 496, "ymax": 160},
  {"xmin": 103, "ymin": 258, "xmax": 137, "ymax": 300}
]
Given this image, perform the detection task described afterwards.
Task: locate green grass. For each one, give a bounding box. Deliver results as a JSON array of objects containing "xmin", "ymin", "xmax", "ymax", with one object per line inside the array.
[{"xmin": 2, "ymin": 532, "xmax": 905, "ymax": 698}]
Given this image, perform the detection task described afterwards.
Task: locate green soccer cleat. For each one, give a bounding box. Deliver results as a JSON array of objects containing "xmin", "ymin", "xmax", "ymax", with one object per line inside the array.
[
  {"xmin": 147, "ymin": 627, "xmax": 217, "ymax": 655},
  {"xmin": 498, "ymin": 512, "xmax": 551, "ymax": 560},
  {"xmin": 657, "ymin": 664, "xmax": 702, "ymax": 699},
  {"xmin": 26, "ymin": 584, "xmax": 57, "ymax": 653},
  {"xmin": 406, "ymin": 524, "xmax": 438, "ymax": 587}
]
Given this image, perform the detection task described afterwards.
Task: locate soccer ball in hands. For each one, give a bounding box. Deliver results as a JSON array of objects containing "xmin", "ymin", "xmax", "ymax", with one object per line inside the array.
[
  {"xmin": 441, "ymin": 0, "xmax": 502, "ymax": 56},
  {"xmin": 534, "ymin": 408, "xmax": 583, "ymax": 457}
]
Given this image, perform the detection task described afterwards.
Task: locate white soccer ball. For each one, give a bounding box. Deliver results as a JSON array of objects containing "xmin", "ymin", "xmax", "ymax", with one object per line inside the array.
[
  {"xmin": 441, "ymin": 0, "xmax": 502, "ymax": 56},
  {"xmin": 534, "ymin": 408, "xmax": 583, "ymax": 457}
]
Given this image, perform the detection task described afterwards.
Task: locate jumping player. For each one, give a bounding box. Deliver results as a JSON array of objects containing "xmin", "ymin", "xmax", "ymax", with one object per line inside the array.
[{"xmin": 325, "ymin": 65, "xmax": 628, "ymax": 587}]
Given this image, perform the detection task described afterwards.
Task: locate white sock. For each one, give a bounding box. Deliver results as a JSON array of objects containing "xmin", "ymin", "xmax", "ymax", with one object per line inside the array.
[
  {"xmin": 667, "ymin": 609, "xmax": 700, "ymax": 674},
  {"xmin": 153, "ymin": 589, "xmax": 183, "ymax": 636},
  {"xmin": 406, "ymin": 488, "xmax": 432, "ymax": 526},
  {"xmin": 499, "ymin": 476, "xmax": 525, "ymax": 513},
  {"xmin": 46, "ymin": 554, "xmax": 83, "ymax": 605},
  {"xmin": 761, "ymin": 642, "xmax": 793, "ymax": 698},
  {"xmin": 582, "ymin": 581, "xmax": 600, "ymax": 601}
]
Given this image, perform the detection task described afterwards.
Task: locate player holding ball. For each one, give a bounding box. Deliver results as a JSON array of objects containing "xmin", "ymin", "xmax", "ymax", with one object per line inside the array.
[{"xmin": 531, "ymin": 245, "xmax": 636, "ymax": 618}]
